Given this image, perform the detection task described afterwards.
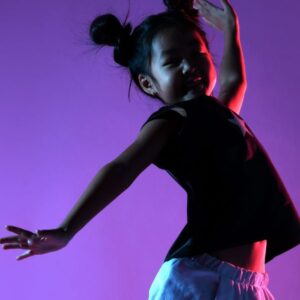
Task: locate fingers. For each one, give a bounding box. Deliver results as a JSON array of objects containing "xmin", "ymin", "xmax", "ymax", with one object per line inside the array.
[
  {"xmin": 16, "ymin": 250, "xmax": 34, "ymax": 261},
  {"xmin": 198, "ymin": 0, "xmax": 220, "ymax": 10},
  {"xmin": 2, "ymin": 242, "xmax": 30, "ymax": 250},
  {"xmin": 5, "ymin": 225, "xmax": 34, "ymax": 237},
  {"xmin": 194, "ymin": 0, "xmax": 223, "ymax": 19},
  {"xmin": 1, "ymin": 225, "xmax": 36, "ymax": 253},
  {"xmin": 1, "ymin": 226, "xmax": 42, "ymax": 261},
  {"xmin": 195, "ymin": 0, "xmax": 234, "ymax": 14},
  {"xmin": 1, "ymin": 237, "xmax": 30, "ymax": 248},
  {"xmin": 0, "ymin": 235, "xmax": 20, "ymax": 244}
]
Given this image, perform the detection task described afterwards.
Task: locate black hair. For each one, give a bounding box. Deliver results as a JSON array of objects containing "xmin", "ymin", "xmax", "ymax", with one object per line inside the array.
[{"xmin": 89, "ymin": 0, "xmax": 211, "ymax": 103}]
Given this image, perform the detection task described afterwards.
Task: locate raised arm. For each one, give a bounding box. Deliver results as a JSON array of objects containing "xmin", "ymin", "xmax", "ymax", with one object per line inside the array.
[
  {"xmin": 193, "ymin": 0, "xmax": 247, "ymax": 114},
  {"xmin": 0, "ymin": 116, "xmax": 182, "ymax": 260}
]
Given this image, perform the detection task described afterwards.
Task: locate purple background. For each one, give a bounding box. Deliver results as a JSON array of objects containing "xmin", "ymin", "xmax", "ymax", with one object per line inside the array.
[{"xmin": 0, "ymin": 0, "xmax": 299, "ymax": 299}]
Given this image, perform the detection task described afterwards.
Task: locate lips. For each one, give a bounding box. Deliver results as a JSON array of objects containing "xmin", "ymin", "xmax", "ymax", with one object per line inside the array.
[{"xmin": 185, "ymin": 76, "xmax": 206, "ymax": 90}]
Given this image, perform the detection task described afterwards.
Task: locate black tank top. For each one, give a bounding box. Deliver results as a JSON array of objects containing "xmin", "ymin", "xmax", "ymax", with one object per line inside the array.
[{"xmin": 140, "ymin": 95, "xmax": 300, "ymax": 263}]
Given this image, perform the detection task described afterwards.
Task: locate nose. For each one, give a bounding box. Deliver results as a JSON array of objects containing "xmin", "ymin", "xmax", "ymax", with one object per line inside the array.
[{"xmin": 181, "ymin": 58, "xmax": 197, "ymax": 76}]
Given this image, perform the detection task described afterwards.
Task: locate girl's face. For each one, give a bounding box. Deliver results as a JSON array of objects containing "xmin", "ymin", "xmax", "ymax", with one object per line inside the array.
[{"xmin": 148, "ymin": 25, "xmax": 217, "ymax": 105}]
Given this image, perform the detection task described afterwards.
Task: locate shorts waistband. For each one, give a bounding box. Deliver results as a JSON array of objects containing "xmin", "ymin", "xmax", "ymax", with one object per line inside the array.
[{"xmin": 191, "ymin": 253, "xmax": 269, "ymax": 287}]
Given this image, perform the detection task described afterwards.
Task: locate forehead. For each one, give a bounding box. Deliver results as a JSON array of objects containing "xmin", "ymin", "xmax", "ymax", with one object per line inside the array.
[{"xmin": 151, "ymin": 25, "xmax": 206, "ymax": 60}]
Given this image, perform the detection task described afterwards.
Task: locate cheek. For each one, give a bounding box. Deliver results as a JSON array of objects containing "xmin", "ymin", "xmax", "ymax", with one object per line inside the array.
[
  {"xmin": 163, "ymin": 70, "xmax": 182, "ymax": 88},
  {"xmin": 170, "ymin": 73, "xmax": 185, "ymax": 95},
  {"xmin": 158, "ymin": 72, "xmax": 182, "ymax": 100}
]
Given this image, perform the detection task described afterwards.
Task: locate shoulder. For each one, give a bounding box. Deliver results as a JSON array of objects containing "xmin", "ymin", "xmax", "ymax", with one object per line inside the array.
[
  {"xmin": 140, "ymin": 105, "xmax": 187, "ymax": 131},
  {"xmin": 139, "ymin": 108, "xmax": 186, "ymax": 142},
  {"xmin": 112, "ymin": 115, "xmax": 185, "ymax": 180}
]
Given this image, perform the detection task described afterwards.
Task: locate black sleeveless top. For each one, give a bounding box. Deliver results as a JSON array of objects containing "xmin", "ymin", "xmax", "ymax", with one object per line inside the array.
[{"xmin": 140, "ymin": 95, "xmax": 300, "ymax": 263}]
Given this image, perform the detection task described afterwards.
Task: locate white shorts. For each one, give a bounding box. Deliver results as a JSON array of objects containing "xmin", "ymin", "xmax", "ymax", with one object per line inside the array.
[{"xmin": 149, "ymin": 253, "xmax": 275, "ymax": 300}]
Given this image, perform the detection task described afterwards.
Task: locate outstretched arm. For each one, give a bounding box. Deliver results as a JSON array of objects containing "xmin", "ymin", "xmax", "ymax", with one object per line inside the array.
[
  {"xmin": 57, "ymin": 116, "xmax": 183, "ymax": 240},
  {"xmin": 193, "ymin": 0, "xmax": 247, "ymax": 114},
  {"xmin": 0, "ymin": 116, "xmax": 183, "ymax": 260}
]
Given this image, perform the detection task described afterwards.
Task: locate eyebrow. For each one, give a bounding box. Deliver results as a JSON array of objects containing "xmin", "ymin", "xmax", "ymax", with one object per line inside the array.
[{"xmin": 161, "ymin": 39, "xmax": 203, "ymax": 57}]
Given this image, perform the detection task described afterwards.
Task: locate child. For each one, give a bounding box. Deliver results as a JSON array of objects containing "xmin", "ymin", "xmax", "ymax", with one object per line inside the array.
[{"xmin": 1, "ymin": 0, "xmax": 299, "ymax": 299}]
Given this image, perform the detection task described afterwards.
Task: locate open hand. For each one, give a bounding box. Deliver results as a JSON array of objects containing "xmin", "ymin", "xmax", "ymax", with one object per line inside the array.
[
  {"xmin": 193, "ymin": 0, "xmax": 238, "ymax": 32},
  {"xmin": 0, "ymin": 225, "xmax": 70, "ymax": 261}
]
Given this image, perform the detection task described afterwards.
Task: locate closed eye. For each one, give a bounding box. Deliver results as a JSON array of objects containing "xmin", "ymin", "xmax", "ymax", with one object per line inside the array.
[
  {"xmin": 164, "ymin": 52, "xmax": 207, "ymax": 67},
  {"xmin": 164, "ymin": 59, "xmax": 181, "ymax": 67}
]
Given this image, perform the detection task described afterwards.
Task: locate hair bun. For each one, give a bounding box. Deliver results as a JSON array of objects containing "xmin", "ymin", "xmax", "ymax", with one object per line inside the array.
[
  {"xmin": 89, "ymin": 14, "xmax": 131, "ymax": 47},
  {"xmin": 89, "ymin": 14, "xmax": 133, "ymax": 66}
]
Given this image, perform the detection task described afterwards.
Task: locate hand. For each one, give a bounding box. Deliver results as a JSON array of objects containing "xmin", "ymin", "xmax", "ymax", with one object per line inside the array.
[
  {"xmin": 0, "ymin": 225, "xmax": 70, "ymax": 261},
  {"xmin": 193, "ymin": 0, "xmax": 238, "ymax": 32}
]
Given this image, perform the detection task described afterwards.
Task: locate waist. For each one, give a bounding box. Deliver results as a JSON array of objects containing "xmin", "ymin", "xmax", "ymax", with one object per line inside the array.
[{"xmin": 207, "ymin": 239, "xmax": 267, "ymax": 273}]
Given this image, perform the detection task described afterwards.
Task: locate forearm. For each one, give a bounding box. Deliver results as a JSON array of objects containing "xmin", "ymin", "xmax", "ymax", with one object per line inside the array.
[
  {"xmin": 219, "ymin": 23, "xmax": 246, "ymax": 86},
  {"xmin": 218, "ymin": 21, "xmax": 247, "ymax": 111},
  {"xmin": 58, "ymin": 162, "xmax": 132, "ymax": 240}
]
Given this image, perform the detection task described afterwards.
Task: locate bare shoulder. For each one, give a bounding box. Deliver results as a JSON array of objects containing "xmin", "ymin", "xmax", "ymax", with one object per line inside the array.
[{"xmin": 112, "ymin": 112, "xmax": 186, "ymax": 182}]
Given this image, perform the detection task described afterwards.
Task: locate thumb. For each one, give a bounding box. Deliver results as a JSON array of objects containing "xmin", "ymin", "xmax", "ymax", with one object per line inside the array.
[{"xmin": 17, "ymin": 250, "xmax": 34, "ymax": 261}]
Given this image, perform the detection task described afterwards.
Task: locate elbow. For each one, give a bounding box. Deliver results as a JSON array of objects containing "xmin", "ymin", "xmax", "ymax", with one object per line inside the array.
[
  {"xmin": 227, "ymin": 77, "xmax": 248, "ymax": 95},
  {"xmin": 226, "ymin": 75, "xmax": 247, "ymax": 88},
  {"xmin": 237, "ymin": 78, "xmax": 247, "ymax": 94},
  {"xmin": 218, "ymin": 78, "xmax": 247, "ymax": 115}
]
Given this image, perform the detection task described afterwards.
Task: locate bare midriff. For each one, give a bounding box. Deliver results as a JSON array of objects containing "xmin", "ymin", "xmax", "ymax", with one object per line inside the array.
[{"xmin": 207, "ymin": 239, "xmax": 267, "ymax": 273}]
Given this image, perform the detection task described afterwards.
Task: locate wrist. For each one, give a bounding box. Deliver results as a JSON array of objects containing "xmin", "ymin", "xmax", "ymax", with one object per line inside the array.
[
  {"xmin": 223, "ymin": 25, "xmax": 241, "ymax": 47},
  {"xmin": 223, "ymin": 18, "xmax": 239, "ymax": 36},
  {"xmin": 224, "ymin": 25, "xmax": 237, "ymax": 37},
  {"xmin": 58, "ymin": 225, "xmax": 74, "ymax": 242}
]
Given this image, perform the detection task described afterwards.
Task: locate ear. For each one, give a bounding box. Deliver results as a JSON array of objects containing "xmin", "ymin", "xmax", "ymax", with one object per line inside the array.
[{"xmin": 138, "ymin": 74, "xmax": 158, "ymax": 97}]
